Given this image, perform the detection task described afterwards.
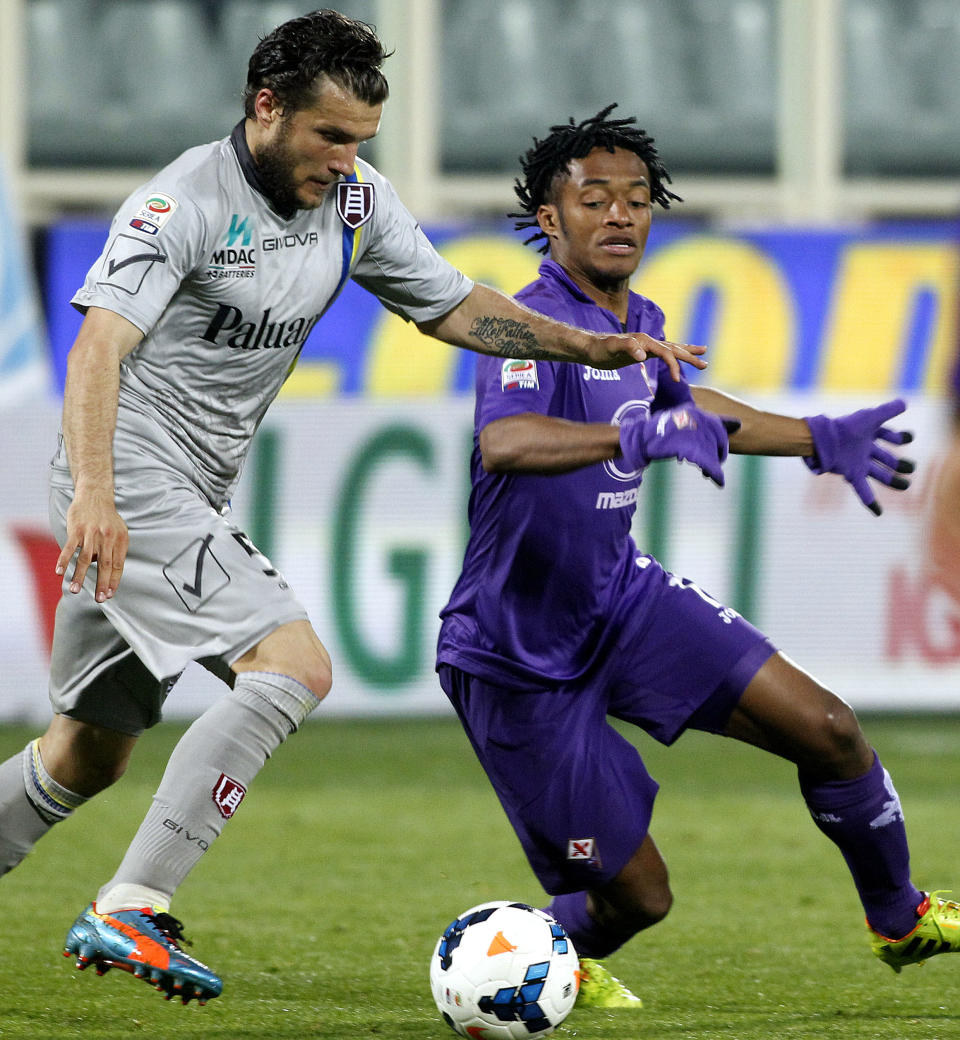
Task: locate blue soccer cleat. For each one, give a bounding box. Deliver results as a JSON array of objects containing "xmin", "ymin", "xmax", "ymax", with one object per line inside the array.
[{"xmin": 63, "ymin": 903, "xmax": 223, "ymax": 1004}]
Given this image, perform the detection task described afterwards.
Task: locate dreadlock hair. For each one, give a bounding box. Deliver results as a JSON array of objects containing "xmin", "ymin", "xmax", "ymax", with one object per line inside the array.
[
  {"xmin": 243, "ymin": 9, "xmax": 390, "ymax": 118},
  {"xmin": 512, "ymin": 103, "xmax": 681, "ymax": 253}
]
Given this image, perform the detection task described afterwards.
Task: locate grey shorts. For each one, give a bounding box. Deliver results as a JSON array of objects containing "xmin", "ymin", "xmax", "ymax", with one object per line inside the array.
[{"xmin": 47, "ymin": 470, "xmax": 308, "ymax": 735}]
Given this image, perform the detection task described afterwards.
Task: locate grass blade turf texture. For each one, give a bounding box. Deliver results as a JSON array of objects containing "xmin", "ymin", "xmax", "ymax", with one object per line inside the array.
[{"xmin": 0, "ymin": 715, "xmax": 958, "ymax": 1039}]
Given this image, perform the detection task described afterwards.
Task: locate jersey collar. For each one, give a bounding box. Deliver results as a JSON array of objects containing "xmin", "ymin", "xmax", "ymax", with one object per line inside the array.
[{"xmin": 537, "ymin": 258, "xmax": 652, "ymax": 333}]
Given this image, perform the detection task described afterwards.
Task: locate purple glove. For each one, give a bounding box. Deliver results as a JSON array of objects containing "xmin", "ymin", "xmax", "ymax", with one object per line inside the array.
[
  {"xmin": 804, "ymin": 398, "xmax": 915, "ymax": 515},
  {"xmin": 619, "ymin": 405, "xmax": 741, "ymax": 487}
]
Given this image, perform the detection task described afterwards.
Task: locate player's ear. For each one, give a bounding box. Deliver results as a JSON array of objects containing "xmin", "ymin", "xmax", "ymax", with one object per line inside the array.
[
  {"xmin": 253, "ymin": 88, "xmax": 284, "ymax": 127},
  {"xmin": 537, "ymin": 204, "xmax": 560, "ymax": 240}
]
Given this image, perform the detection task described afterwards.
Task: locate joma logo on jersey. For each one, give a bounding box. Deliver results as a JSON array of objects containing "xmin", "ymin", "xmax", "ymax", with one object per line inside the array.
[
  {"xmin": 567, "ymin": 837, "xmax": 600, "ymax": 864},
  {"xmin": 201, "ymin": 303, "xmax": 322, "ymax": 350},
  {"xmin": 583, "ymin": 367, "xmax": 621, "ymax": 381}
]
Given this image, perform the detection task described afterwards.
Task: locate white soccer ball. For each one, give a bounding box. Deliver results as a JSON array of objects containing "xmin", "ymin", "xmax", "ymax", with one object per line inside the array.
[{"xmin": 429, "ymin": 900, "xmax": 580, "ymax": 1039}]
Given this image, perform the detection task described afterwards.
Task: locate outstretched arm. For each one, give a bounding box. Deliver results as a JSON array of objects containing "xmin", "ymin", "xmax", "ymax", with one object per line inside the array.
[
  {"xmin": 692, "ymin": 386, "xmax": 914, "ymax": 515},
  {"xmin": 57, "ymin": 306, "xmax": 142, "ymax": 602},
  {"xmin": 418, "ymin": 283, "xmax": 707, "ymax": 380},
  {"xmin": 691, "ymin": 386, "xmax": 813, "ymax": 456}
]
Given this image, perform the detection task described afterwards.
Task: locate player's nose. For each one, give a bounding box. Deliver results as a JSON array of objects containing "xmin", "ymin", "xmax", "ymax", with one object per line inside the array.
[
  {"xmin": 606, "ymin": 200, "xmax": 633, "ymax": 225},
  {"xmin": 329, "ymin": 143, "xmax": 359, "ymax": 176}
]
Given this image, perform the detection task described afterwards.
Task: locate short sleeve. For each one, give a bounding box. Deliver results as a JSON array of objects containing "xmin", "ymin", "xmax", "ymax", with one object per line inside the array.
[
  {"xmin": 71, "ymin": 186, "xmax": 206, "ymax": 336},
  {"xmin": 350, "ymin": 171, "xmax": 472, "ymax": 323},
  {"xmin": 475, "ymin": 354, "xmax": 558, "ymax": 431}
]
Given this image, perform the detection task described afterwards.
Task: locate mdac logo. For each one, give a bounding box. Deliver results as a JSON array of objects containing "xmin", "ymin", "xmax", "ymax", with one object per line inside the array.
[{"xmin": 209, "ymin": 214, "xmax": 256, "ymax": 279}]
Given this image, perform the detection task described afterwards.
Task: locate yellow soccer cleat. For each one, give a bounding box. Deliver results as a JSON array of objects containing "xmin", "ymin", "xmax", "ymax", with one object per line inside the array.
[
  {"xmin": 870, "ymin": 891, "xmax": 960, "ymax": 973},
  {"xmin": 576, "ymin": 957, "xmax": 642, "ymax": 1008}
]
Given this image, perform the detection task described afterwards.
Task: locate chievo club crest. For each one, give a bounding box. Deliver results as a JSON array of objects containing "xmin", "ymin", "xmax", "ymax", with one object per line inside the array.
[
  {"xmin": 336, "ymin": 181, "xmax": 375, "ymax": 228},
  {"xmin": 212, "ymin": 773, "xmax": 246, "ymax": 819}
]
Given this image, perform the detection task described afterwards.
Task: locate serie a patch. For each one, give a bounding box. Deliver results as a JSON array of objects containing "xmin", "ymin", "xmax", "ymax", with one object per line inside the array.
[
  {"xmin": 129, "ymin": 191, "xmax": 179, "ymax": 234},
  {"xmin": 501, "ymin": 358, "xmax": 538, "ymax": 391}
]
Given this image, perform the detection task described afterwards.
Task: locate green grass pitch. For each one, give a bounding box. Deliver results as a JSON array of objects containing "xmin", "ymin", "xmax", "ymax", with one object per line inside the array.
[{"xmin": 0, "ymin": 713, "xmax": 959, "ymax": 1040}]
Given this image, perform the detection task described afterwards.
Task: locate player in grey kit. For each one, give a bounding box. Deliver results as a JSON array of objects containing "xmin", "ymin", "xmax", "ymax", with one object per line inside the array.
[
  {"xmin": 436, "ymin": 106, "xmax": 960, "ymax": 1009},
  {"xmin": 0, "ymin": 19, "xmax": 704, "ymax": 1004}
]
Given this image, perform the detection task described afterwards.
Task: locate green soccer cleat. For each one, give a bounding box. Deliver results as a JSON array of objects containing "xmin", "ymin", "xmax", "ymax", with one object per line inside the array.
[
  {"xmin": 576, "ymin": 957, "xmax": 643, "ymax": 1008},
  {"xmin": 63, "ymin": 903, "xmax": 223, "ymax": 1004},
  {"xmin": 870, "ymin": 891, "xmax": 960, "ymax": 973}
]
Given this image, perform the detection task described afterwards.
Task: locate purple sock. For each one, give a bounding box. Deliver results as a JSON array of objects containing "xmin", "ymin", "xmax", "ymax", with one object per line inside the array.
[
  {"xmin": 545, "ymin": 892, "xmax": 628, "ymax": 959},
  {"xmin": 800, "ymin": 751, "xmax": 923, "ymax": 939}
]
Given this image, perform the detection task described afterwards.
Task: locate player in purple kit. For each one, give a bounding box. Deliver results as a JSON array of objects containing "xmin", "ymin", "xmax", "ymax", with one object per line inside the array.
[{"xmin": 436, "ymin": 105, "xmax": 958, "ymax": 1008}]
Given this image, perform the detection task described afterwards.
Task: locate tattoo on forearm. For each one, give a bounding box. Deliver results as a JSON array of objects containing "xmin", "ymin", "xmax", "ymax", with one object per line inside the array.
[{"xmin": 468, "ymin": 316, "xmax": 555, "ymax": 360}]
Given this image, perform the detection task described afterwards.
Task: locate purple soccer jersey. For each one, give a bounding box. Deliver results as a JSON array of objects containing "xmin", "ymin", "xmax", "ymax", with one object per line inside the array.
[
  {"xmin": 437, "ymin": 260, "xmax": 693, "ymax": 687},
  {"xmin": 436, "ymin": 259, "xmax": 775, "ymax": 894}
]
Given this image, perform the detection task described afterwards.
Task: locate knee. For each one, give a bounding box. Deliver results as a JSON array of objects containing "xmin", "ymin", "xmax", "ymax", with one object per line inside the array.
[
  {"xmin": 39, "ymin": 725, "xmax": 133, "ymax": 797},
  {"xmin": 234, "ymin": 623, "xmax": 333, "ymax": 701},
  {"xmin": 626, "ymin": 883, "xmax": 674, "ymax": 928},
  {"xmin": 809, "ymin": 696, "xmax": 872, "ymax": 779},
  {"xmin": 79, "ymin": 757, "xmax": 128, "ymax": 794},
  {"xmin": 299, "ymin": 647, "xmax": 332, "ymax": 701},
  {"xmin": 592, "ymin": 876, "xmax": 674, "ymax": 934}
]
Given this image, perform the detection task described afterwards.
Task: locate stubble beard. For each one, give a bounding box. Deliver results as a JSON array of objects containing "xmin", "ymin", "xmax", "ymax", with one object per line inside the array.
[
  {"xmin": 586, "ymin": 264, "xmax": 632, "ymax": 296},
  {"xmin": 252, "ymin": 124, "xmax": 304, "ymax": 215}
]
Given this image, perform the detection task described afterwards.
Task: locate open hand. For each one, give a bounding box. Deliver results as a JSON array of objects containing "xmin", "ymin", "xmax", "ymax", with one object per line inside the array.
[
  {"xmin": 590, "ymin": 332, "xmax": 707, "ymax": 381},
  {"xmin": 56, "ymin": 492, "xmax": 129, "ymax": 603},
  {"xmin": 804, "ymin": 398, "xmax": 915, "ymax": 515}
]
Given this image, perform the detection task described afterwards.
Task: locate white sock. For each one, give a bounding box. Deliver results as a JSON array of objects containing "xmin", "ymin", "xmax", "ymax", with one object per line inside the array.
[{"xmin": 95, "ymin": 883, "xmax": 171, "ymax": 915}]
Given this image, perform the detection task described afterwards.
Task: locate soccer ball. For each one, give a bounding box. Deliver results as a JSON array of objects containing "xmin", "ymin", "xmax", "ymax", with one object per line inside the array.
[{"xmin": 429, "ymin": 900, "xmax": 580, "ymax": 1039}]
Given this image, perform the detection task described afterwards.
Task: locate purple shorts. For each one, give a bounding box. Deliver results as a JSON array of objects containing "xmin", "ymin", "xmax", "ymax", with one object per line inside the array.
[{"xmin": 438, "ymin": 555, "xmax": 775, "ymax": 894}]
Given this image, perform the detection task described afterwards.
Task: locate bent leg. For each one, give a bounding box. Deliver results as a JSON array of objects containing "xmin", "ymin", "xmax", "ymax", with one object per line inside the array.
[
  {"xmin": 98, "ymin": 621, "xmax": 331, "ymax": 911},
  {"xmin": 39, "ymin": 714, "xmax": 138, "ymax": 795},
  {"xmin": 0, "ymin": 715, "xmax": 135, "ymax": 875},
  {"xmin": 723, "ymin": 651, "xmax": 873, "ymax": 778},
  {"xmin": 725, "ymin": 652, "xmax": 922, "ymax": 938},
  {"xmin": 548, "ymin": 833, "xmax": 672, "ymax": 959}
]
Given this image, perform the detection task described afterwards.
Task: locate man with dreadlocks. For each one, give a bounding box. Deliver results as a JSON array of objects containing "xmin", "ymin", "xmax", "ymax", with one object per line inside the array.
[{"xmin": 437, "ymin": 105, "xmax": 957, "ymax": 1008}]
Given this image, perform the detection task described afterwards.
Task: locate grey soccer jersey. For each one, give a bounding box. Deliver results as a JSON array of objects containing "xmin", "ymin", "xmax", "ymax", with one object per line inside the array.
[{"xmin": 66, "ymin": 122, "xmax": 473, "ymax": 507}]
